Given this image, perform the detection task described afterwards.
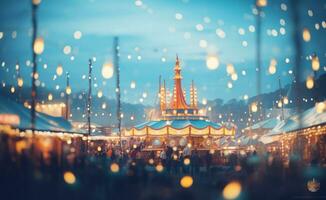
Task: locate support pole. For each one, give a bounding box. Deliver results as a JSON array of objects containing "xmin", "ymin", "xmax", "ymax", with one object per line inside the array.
[
  {"xmin": 87, "ymin": 59, "xmax": 92, "ymax": 136},
  {"xmin": 113, "ymin": 37, "xmax": 122, "ymax": 149}
]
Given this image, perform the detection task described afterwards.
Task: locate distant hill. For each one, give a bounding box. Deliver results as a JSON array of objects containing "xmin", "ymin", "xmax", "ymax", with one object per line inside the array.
[{"xmin": 1, "ymin": 74, "xmax": 325, "ymax": 131}]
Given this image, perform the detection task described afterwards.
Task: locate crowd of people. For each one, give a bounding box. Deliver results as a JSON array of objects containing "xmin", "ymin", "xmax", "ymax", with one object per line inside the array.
[{"xmin": 0, "ymin": 133, "xmax": 325, "ymax": 200}]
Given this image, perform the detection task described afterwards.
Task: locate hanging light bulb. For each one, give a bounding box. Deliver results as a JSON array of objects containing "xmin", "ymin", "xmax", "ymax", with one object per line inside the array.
[
  {"xmin": 97, "ymin": 90, "xmax": 103, "ymax": 98},
  {"xmin": 32, "ymin": 0, "xmax": 42, "ymax": 5},
  {"xmin": 277, "ymin": 101, "xmax": 282, "ymax": 108},
  {"xmin": 283, "ymin": 97, "xmax": 289, "ymax": 105},
  {"xmin": 311, "ymin": 55, "xmax": 320, "ymax": 71},
  {"xmin": 302, "ymin": 28, "xmax": 311, "ymax": 42},
  {"xmin": 306, "ymin": 76, "xmax": 314, "ymax": 89},
  {"xmin": 33, "ymin": 37, "xmax": 44, "ymax": 55},
  {"xmin": 231, "ymin": 73, "xmax": 238, "ymax": 81},
  {"xmin": 17, "ymin": 78, "xmax": 24, "ymax": 87},
  {"xmin": 66, "ymin": 86, "xmax": 72, "ymax": 95},
  {"xmin": 226, "ymin": 64, "xmax": 235, "ymax": 75},
  {"xmin": 102, "ymin": 62, "xmax": 114, "ymax": 79},
  {"xmin": 48, "ymin": 93, "xmax": 53, "ymax": 101},
  {"xmin": 256, "ymin": 0, "xmax": 267, "ymax": 7},
  {"xmin": 268, "ymin": 59, "xmax": 277, "ymax": 75},
  {"xmin": 56, "ymin": 65, "xmax": 63, "ymax": 76},
  {"xmin": 251, "ymin": 102, "xmax": 258, "ymax": 113}
]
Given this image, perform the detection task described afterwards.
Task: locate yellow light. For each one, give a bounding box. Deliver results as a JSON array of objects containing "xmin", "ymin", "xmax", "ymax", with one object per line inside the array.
[
  {"xmin": 56, "ymin": 65, "xmax": 63, "ymax": 76},
  {"xmin": 102, "ymin": 103, "xmax": 107, "ymax": 109},
  {"xmin": 10, "ymin": 86, "xmax": 15, "ymax": 93},
  {"xmin": 268, "ymin": 65, "xmax": 276, "ymax": 74},
  {"xmin": 148, "ymin": 158, "xmax": 154, "ymax": 165},
  {"xmin": 110, "ymin": 163, "xmax": 119, "ymax": 173},
  {"xmin": 97, "ymin": 90, "xmax": 103, "ymax": 98},
  {"xmin": 206, "ymin": 55, "xmax": 219, "ymax": 70},
  {"xmin": 268, "ymin": 59, "xmax": 277, "ymax": 75},
  {"xmin": 316, "ymin": 102, "xmax": 325, "ymax": 113},
  {"xmin": 63, "ymin": 171, "xmax": 76, "ymax": 184},
  {"xmin": 33, "ymin": 37, "xmax": 44, "ymax": 55},
  {"xmin": 283, "ymin": 97, "xmax": 289, "ymax": 105},
  {"xmin": 102, "ymin": 62, "xmax": 114, "ymax": 79},
  {"xmin": 155, "ymin": 164, "xmax": 164, "ymax": 172},
  {"xmin": 66, "ymin": 86, "xmax": 72, "ymax": 95},
  {"xmin": 306, "ymin": 76, "xmax": 314, "ymax": 89},
  {"xmin": 17, "ymin": 78, "xmax": 23, "ymax": 87},
  {"xmin": 278, "ymin": 101, "xmax": 282, "ymax": 108},
  {"xmin": 48, "ymin": 93, "xmax": 53, "ymax": 101},
  {"xmin": 256, "ymin": 0, "xmax": 267, "ymax": 7},
  {"xmin": 311, "ymin": 56, "xmax": 320, "ymax": 71},
  {"xmin": 226, "ymin": 64, "xmax": 235, "ymax": 75},
  {"xmin": 183, "ymin": 158, "xmax": 190, "ymax": 165},
  {"xmin": 302, "ymin": 28, "xmax": 311, "ymax": 42},
  {"xmin": 32, "ymin": 0, "xmax": 42, "ymax": 5},
  {"xmin": 231, "ymin": 73, "xmax": 238, "ymax": 81},
  {"xmin": 251, "ymin": 102, "xmax": 258, "ymax": 113},
  {"xmin": 180, "ymin": 176, "xmax": 193, "ymax": 188},
  {"xmin": 97, "ymin": 146, "xmax": 102, "ymax": 152},
  {"xmin": 223, "ymin": 181, "xmax": 242, "ymax": 200},
  {"xmin": 34, "ymin": 72, "xmax": 39, "ymax": 79}
]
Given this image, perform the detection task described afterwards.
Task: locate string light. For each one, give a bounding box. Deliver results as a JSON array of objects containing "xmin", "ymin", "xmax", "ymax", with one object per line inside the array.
[
  {"xmin": 223, "ymin": 181, "xmax": 242, "ymax": 200},
  {"xmin": 306, "ymin": 76, "xmax": 314, "ymax": 89},
  {"xmin": 302, "ymin": 28, "xmax": 311, "ymax": 42},
  {"xmin": 63, "ymin": 171, "xmax": 76, "ymax": 184},
  {"xmin": 33, "ymin": 37, "xmax": 44, "ymax": 55},
  {"xmin": 311, "ymin": 55, "xmax": 320, "ymax": 71}
]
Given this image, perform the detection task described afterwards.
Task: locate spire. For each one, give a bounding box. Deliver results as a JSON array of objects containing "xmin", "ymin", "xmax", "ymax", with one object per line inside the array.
[
  {"xmin": 190, "ymin": 80, "xmax": 197, "ymax": 108},
  {"xmin": 170, "ymin": 55, "xmax": 189, "ymax": 110}
]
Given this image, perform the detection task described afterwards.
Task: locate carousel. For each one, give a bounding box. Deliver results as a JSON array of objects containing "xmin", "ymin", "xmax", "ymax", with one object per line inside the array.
[{"xmin": 125, "ymin": 56, "xmax": 236, "ymax": 150}]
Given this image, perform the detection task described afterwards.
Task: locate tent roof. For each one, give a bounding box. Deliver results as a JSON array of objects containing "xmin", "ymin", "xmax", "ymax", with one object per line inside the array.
[
  {"xmin": 0, "ymin": 95, "xmax": 77, "ymax": 133},
  {"xmin": 268, "ymin": 105, "xmax": 326, "ymax": 135}
]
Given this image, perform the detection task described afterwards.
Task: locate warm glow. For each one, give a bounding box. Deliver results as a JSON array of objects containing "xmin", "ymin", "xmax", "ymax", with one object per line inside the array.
[
  {"xmin": 231, "ymin": 73, "xmax": 238, "ymax": 81},
  {"xmin": 206, "ymin": 55, "xmax": 219, "ymax": 70},
  {"xmin": 316, "ymin": 102, "xmax": 325, "ymax": 113},
  {"xmin": 223, "ymin": 181, "xmax": 242, "ymax": 200},
  {"xmin": 156, "ymin": 164, "xmax": 164, "ymax": 172},
  {"xmin": 256, "ymin": 0, "xmax": 267, "ymax": 7},
  {"xmin": 66, "ymin": 86, "xmax": 72, "ymax": 95},
  {"xmin": 226, "ymin": 64, "xmax": 235, "ymax": 74},
  {"xmin": 33, "ymin": 37, "xmax": 44, "ymax": 55},
  {"xmin": 10, "ymin": 86, "xmax": 15, "ymax": 93},
  {"xmin": 56, "ymin": 65, "xmax": 63, "ymax": 76},
  {"xmin": 48, "ymin": 93, "xmax": 53, "ymax": 101},
  {"xmin": 251, "ymin": 102, "xmax": 258, "ymax": 113},
  {"xmin": 102, "ymin": 62, "xmax": 114, "ymax": 79},
  {"xmin": 311, "ymin": 56, "xmax": 320, "ymax": 71},
  {"xmin": 283, "ymin": 97, "xmax": 289, "ymax": 105},
  {"xmin": 32, "ymin": 0, "xmax": 42, "ymax": 5},
  {"xmin": 97, "ymin": 90, "xmax": 103, "ymax": 98},
  {"xmin": 63, "ymin": 171, "xmax": 76, "ymax": 184},
  {"xmin": 183, "ymin": 158, "xmax": 190, "ymax": 165},
  {"xmin": 180, "ymin": 176, "xmax": 193, "ymax": 188},
  {"xmin": 110, "ymin": 163, "xmax": 119, "ymax": 173},
  {"xmin": 277, "ymin": 101, "xmax": 282, "ymax": 108},
  {"xmin": 268, "ymin": 65, "xmax": 276, "ymax": 74},
  {"xmin": 17, "ymin": 78, "xmax": 23, "ymax": 87},
  {"xmin": 302, "ymin": 28, "xmax": 311, "ymax": 42},
  {"xmin": 268, "ymin": 59, "xmax": 277, "ymax": 74},
  {"xmin": 306, "ymin": 76, "xmax": 314, "ymax": 89}
]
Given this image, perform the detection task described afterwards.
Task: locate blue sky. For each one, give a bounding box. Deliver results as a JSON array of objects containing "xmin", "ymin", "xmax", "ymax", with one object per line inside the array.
[{"xmin": 0, "ymin": 0, "xmax": 325, "ymax": 105}]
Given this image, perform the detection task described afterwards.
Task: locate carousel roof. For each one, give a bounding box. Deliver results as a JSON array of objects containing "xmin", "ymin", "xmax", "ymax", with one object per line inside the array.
[{"xmin": 134, "ymin": 119, "xmax": 223, "ymax": 130}]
